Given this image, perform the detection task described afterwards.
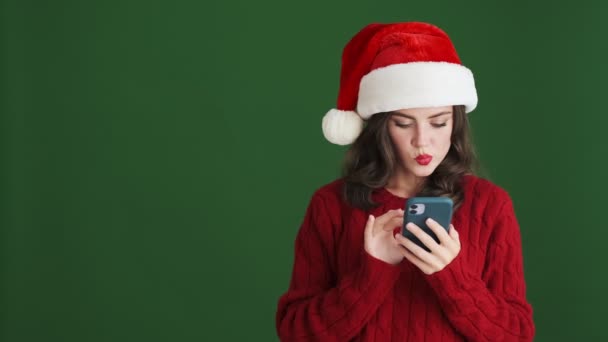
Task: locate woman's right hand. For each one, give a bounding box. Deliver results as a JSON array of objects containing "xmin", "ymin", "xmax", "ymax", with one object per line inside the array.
[{"xmin": 363, "ymin": 209, "xmax": 405, "ymax": 265}]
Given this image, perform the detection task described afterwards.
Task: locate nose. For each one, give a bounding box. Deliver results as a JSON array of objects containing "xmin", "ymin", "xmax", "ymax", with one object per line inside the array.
[{"xmin": 412, "ymin": 124, "xmax": 430, "ymax": 147}]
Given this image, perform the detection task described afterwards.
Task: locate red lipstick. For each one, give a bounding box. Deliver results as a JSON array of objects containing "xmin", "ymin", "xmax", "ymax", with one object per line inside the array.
[{"xmin": 415, "ymin": 154, "xmax": 432, "ymax": 165}]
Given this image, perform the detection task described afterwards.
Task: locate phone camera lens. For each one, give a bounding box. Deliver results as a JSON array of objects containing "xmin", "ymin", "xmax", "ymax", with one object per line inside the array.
[
  {"xmin": 410, "ymin": 204, "xmax": 418, "ymax": 209},
  {"xmin": 409, "ymin": 210, "xmax": 417, "ymax": 214}
]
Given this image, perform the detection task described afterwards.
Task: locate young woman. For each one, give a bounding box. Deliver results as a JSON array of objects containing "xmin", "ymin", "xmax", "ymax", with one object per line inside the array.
[{"xmin": 276, "ymin": 22, "xmax": 535, "ymax": 341}]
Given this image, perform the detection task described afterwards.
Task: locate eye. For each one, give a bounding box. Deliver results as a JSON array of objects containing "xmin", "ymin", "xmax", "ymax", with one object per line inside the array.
[
  {"xmin": 395, "ymin": 122, "xmax": 413, "ymax": 128},
  {"xmin": 431, "ymin": 122, "xmax": 448, "ymax": 128}
]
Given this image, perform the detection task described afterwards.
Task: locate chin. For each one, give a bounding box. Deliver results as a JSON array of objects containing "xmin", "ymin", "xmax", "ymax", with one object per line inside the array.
[
  {"xmin": 410, "ymin": 165, "xmax": 437, "ymax": 177},
  {"xmin": 416, "ymin": 170, "xmax": 435, "ymax": 177}
]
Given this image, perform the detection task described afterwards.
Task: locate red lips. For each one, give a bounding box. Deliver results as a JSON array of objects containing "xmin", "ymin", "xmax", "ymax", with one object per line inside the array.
[{"xmin": 415, "ymin": 154, "xmax": 432, "ymax": 165}]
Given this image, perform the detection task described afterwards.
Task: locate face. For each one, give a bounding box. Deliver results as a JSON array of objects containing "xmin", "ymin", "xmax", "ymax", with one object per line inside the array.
[{"xmin": 387, "ymin": 106, "xmax": 454, "ymax": 179}]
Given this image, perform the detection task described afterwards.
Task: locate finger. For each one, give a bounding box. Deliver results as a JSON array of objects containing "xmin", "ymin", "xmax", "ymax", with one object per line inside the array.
[
  {"xmin": 449, "ymin": 224, "xmax": 459, "ymax": 239},
  {"xmin": 383, "ymin": 215, "xmax": 404, "ymax": 231},
  {"xmin": 449, "ymin": 224, "xmax": 461, "ymax": 246},
  {"xmin": 376, "ymin": 209, "xmax": 404, "ymax": 224},
  {"xmin": 375, "ymin": 209, "xmax": 404, "ymax": 227},
  {"xmin": 425, "ymin": 218, "xmax": 451, "ymax": 245},
  {"xmin": 364, "ymin": 214, "xmax": 375, "ymax": 240},
  {"xmin": 401, "ymin": 246, "xmax": 433, "ymax": 274},
  {"xmin": 404, "ymin": 222, "xmax": 440, "ymax": 253},
  {"xmin": 396, "ymin": 233, "xmax": 440, "ymax": 265}
]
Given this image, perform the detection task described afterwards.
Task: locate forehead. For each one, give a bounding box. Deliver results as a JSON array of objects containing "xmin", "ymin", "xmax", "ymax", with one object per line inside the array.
[{"xmin": 392, "ymin": 106, "xmax": 453, "ymax": 119}]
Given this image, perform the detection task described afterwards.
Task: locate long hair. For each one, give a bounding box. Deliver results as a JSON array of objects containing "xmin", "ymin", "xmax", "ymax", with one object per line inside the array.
[{"xmin": 341, "ymin": 105, "xmax": 478, "ymax": 211}]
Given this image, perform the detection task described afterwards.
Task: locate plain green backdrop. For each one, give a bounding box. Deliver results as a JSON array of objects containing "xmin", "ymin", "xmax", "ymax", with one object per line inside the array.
[{"xmin": 1, "ymin": 0, "xmax": 607, "ymax": 341}]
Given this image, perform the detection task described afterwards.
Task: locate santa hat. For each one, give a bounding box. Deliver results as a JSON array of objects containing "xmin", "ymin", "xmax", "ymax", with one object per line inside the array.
[{"xmin": 322, "ymin": 22, "xmax": 478, "ymax": 145}]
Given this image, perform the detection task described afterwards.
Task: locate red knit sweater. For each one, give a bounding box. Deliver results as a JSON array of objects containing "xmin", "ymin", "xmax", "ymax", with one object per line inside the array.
[{"xmin": 276, "ymin": 175, "xmax": 535, "ymax": 341}]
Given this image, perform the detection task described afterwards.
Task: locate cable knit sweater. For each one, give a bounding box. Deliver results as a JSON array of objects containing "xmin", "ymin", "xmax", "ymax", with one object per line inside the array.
[{"xmin": 276, "ymin": 175, "xmax": 535, "ymax": 341}]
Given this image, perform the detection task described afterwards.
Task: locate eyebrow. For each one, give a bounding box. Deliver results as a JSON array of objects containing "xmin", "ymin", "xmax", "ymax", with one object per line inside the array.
[{"xmin": 391, "ymin": 111, "xmax": 453, "ymax": 120}]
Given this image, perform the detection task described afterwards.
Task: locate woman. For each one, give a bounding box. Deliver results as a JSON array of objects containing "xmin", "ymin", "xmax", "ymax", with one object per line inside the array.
[{"xmin": 276, "ymin": 22, "xmax": 535, "ymax": 341}]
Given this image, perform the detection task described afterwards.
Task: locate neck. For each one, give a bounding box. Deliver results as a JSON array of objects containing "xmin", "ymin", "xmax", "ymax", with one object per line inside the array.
[{"xmin": 385, "ymin": 168, "xmax": 427, "ymax": 198}]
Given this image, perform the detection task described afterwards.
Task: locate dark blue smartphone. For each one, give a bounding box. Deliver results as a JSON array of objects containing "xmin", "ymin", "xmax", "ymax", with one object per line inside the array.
[{"xmin": 402, "ymin": 197, "xmax": 453, "ymax": 252}]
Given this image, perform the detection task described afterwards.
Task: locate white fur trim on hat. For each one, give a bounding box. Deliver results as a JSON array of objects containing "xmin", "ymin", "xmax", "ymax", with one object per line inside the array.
[
  {"xmin": 321, "ymin": 109, "xmax": 364, "ymax": 145},
  {"xmin": 357, "ymin": 62, "xmax": 478, "ymax": 117}
]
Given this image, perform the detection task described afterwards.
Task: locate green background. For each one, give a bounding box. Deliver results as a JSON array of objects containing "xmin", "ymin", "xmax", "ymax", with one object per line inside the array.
[{"xmin": 1, "ymin": 0, "xmax": 606, "ymax": 341}]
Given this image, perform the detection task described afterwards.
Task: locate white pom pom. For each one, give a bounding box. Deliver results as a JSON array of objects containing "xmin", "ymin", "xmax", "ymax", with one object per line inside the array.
[{"xmin": 321, "ymin": 109, "xmax": 364, "ymax": 145}]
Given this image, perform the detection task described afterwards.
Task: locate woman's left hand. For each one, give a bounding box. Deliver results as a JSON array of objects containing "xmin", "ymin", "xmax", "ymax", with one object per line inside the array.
[{"xmin": 395, "ymin": 218, "xmax": 461, "ymax": 275}]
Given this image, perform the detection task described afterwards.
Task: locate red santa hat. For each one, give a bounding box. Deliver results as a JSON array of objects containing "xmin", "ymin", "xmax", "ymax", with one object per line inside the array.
[{"xmin": 322, "ymin": 22, "xmax": 478, "ymax": 145}]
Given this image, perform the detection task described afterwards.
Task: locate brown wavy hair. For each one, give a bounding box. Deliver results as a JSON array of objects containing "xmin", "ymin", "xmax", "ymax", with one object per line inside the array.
[{"xmin": 341, "ymin": 105, "xmax": 478, "ymax": 211}]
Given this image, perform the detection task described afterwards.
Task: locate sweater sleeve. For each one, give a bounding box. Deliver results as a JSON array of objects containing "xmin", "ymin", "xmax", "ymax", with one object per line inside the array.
[
  {"xmin": 275, "ymin": 191, "xmax": 402, "ymax": 341},
  {"xmin": 423, "ymin": 192, "xmax": 535, "ymax": 342}
]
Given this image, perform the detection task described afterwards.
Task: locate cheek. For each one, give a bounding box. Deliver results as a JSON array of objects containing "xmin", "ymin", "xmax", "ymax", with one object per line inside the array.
[
  {"xmin": 388, "ymin": 131, "xmax": 411, "ymax": 152},
  {"xmin": 438, "ymin": 129, "xmax": 453, "ymax": 152},
  {"xmin": 441, "ymin": 132, "xmax": 452, "ymax": 145}
]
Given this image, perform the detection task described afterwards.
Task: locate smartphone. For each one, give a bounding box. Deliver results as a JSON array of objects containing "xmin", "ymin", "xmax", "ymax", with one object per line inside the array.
[{"xmin": 402, "ymin": 197, "xmax": 453, "ymax": 252}]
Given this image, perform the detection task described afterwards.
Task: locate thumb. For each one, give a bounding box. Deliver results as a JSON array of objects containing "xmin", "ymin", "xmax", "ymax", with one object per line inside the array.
[{"xmin": 364, "ymin": 214, "xmax": 375, "ymax": 240}]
